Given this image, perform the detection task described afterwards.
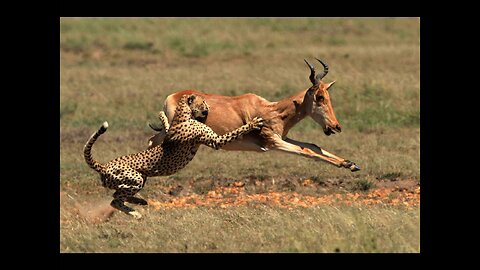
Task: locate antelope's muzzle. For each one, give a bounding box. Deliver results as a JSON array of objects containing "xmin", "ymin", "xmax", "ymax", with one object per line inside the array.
[{"xmin": 324, "ymin": 125, "xmax": 342, "ymax": 136}]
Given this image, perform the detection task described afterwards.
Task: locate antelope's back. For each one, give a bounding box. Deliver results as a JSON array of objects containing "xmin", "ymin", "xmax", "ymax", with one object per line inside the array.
[{"xmin": 164, "ymin": 90, "xmax": 269, "ymax": 135}]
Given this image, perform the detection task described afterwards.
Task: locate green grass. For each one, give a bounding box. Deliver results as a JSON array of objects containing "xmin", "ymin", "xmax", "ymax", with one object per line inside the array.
[
  {"xmin": 352, "ymin": 179, "xmax": 375, "ymax": 192},
  {"xmin": 60, "ymin": 17, "xmax": 420, "ymax": 253},
  {"xmin": 123, "ymin": 41, "xmax": 155, "ymax": 51},
  {"xmin": 168, "ymin": 37, "xmax": 236, "ymax": 57},
  {"xmin": 60, "ymin": 205, "xmax": 419, "ymax": 253}
]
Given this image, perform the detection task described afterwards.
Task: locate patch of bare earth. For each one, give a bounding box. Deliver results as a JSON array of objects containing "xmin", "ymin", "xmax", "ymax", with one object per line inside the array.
[
  {"xmin": 60, "ymin": 177, "xmax": 419, "ymax": 223},
  {"xmin": 60, "ymin": 192, "xmax": 116, "ymax": 224},
  {"xmin": 147, "ymin": 177, "xmax": 420, "ymax": 210}
]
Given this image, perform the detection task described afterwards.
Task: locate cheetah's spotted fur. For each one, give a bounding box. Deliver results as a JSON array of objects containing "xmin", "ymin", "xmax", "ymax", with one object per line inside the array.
[{"xmin": 84, "ymin": 94, "xmax": 264, "ymax": 219}]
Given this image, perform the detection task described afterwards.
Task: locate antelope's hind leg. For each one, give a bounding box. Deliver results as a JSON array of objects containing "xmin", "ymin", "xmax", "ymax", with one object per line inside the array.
[{"xmin": 147, "ymin": 111, "xmax": 170, "ymax": 149}]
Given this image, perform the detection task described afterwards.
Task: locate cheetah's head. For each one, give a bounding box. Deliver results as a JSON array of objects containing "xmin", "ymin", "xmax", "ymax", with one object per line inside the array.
[{"xmin": 187, "ymin": 94, "xmax": 209, "ymax": 121}]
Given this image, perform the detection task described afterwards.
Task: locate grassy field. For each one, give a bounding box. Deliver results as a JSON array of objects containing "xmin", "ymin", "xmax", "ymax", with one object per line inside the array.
[{"xmin": 60, "ymin": 17, "xmax": 420, "ymax": 253}]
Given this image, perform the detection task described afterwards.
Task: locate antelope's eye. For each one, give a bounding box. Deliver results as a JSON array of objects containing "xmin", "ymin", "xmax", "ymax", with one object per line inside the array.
[{"xmin": 316, "ymin": 95, "xmax": 324, "ymax": 103}]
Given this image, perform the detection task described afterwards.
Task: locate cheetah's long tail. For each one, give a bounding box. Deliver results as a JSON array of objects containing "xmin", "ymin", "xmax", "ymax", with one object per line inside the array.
[{"xmin": 83, "ymin": 121, "xmax": 108, "ymax": 173}]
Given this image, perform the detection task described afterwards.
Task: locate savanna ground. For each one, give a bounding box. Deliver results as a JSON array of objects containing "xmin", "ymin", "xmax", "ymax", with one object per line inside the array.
[{"xmin": 60, "ymin": 17, "xmax": 420, "ymax": 253}]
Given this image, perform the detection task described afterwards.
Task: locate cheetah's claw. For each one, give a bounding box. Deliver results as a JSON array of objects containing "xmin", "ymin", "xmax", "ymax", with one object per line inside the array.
[{"xmin": 250, "ymin": 117, "xmax": 265, "ymax": 130}]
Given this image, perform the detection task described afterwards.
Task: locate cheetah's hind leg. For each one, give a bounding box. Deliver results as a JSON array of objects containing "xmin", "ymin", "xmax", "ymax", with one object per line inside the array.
[
  {"xmin": 126, "ymin": 196, "xmax": 148, "ymax": 205},
  {"xmin": 126, "ymin": 175, "xmax": 148, "ymax": 205},
  {"xmin": 111, "ymin": 197, "xmax": 143, "ymax": 219},
  {"xmin": 110, "ymin": 173, "xmax": 146, "ymax": 219}
]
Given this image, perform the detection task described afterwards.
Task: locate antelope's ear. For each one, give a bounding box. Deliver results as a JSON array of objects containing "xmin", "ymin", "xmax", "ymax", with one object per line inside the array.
[
  {"xmin": 326, "ymin": 80, "xmax": 336, "ymax": 91},
  {"xmin": 306, "ymin": 87, "xmax": 316, "ymax": 96}
]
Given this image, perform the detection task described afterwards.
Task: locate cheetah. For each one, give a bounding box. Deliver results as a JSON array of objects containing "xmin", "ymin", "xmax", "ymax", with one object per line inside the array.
[
  {"xmin": 83, "ymin": 94, "xmax": 264, "ymax": 219},
  {"xmin": 148, "ymin": 93, "xmax": 209, "ymax": 136}
]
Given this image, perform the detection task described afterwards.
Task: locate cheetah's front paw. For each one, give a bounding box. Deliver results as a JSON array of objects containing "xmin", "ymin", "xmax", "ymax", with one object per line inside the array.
[
  {"xmin": 250, "ymin": 117, "xmax": 265, "ymax": 130},
  {"xmin": 212, "ymin": 142, "xmax": 220, "ymax": 150}
]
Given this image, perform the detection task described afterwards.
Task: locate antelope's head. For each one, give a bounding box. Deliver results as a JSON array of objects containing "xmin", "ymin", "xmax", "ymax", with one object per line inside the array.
[{"xmin": 303, "ymin": 58, "xmax": 341, "ymax": 136}]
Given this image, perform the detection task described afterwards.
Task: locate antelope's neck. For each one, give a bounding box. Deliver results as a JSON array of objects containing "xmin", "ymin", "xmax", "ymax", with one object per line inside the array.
[{"xmin": 274, "ymin": 89, "xmax": 308, "ymax": 136}]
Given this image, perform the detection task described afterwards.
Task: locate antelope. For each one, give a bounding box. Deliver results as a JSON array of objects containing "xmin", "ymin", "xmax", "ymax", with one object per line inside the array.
[{"xmin": 148, "ymin": 58, "xmax": 360, "ymax": 172}]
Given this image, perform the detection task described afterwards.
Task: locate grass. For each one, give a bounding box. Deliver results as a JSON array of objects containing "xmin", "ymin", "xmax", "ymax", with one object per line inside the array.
[
  {"xmin": 168, "ymin": 37, "xmax": 236, "ymax": 57},
  {"xmin": 60, "ymin": 205, "xmax": 419, "ymax": 253},
  {"xmin": 60, "ymin": 17, "xmax": 420, "ymax": 253},
  {"xmin": 352, "ymin": 179, "xmax": 375, "ymax": 192},
  {"xmin": 123, "ymin": 41, "xmax": 155, "ymax": 51}
]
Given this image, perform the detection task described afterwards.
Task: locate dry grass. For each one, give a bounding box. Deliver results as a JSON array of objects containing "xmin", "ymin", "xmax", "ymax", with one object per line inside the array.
[
  {"xmin": 60, "ymin": 17, "xmax": 420, "ymax": 253},
  {"xmin": 61, "ymin": 201, "xmax": 419, "ymax": 253}
]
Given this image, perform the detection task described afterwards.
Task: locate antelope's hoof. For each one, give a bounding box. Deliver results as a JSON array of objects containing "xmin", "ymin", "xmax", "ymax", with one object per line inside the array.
[
  {"xmin": 343, "ymin": 160, "xmax": 360, "ymax": 172},
  {"xmin": 350, "ymin": 164, "xmax": 361, "ymax": 172}
]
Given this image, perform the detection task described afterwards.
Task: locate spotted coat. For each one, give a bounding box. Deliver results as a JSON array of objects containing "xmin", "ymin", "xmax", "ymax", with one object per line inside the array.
[{"xmin": 83, "ymin": 94, "xmax": 264, "ymax": 218}]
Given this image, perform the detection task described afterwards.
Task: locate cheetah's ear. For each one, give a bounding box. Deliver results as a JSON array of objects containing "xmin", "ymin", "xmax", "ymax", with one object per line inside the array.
[{"xmin": 187, "ymin": 95, "xmax": 195, "ymax": 105}]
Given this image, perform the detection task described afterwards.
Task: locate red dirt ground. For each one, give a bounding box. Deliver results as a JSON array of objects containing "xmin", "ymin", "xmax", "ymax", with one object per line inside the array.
[
  {"xmin": 147, "ymin": 182, "xmax": 420, "ymax": 210},
  {"xmin": 61, "ymin": 177, "xmax": 420, "ymax": 223}
]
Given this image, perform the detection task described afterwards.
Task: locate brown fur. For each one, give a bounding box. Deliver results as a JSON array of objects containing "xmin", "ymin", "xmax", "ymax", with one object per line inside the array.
[{"xmin": 147, "ymin": 64, "xmax": 360, "ymax": 172}]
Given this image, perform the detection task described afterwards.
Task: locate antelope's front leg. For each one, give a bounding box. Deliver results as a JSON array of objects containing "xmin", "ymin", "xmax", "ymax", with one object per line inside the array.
[
  {"xmin": 270, "ymin": 136, "xmax": 360, "ymax": 172},
  {"xmin": 284, "ymin": 137, "xmax": 360, "ymax": 171}
]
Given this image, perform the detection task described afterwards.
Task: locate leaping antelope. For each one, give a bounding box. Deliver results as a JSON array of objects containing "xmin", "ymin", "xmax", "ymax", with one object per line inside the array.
[{"xmin": 148, "ymin": 58, "xmax": 360, "ymax": 172}]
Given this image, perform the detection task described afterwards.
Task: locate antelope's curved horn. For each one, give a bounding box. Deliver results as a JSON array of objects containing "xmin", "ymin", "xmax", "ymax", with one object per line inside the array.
[
  {"xmin": 314, "ymin": 58, "xmax": 329, "ymax": 81},
  {"xmin": 304, "ymin": 59, "xmax": 318, "ymax": 85}
]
